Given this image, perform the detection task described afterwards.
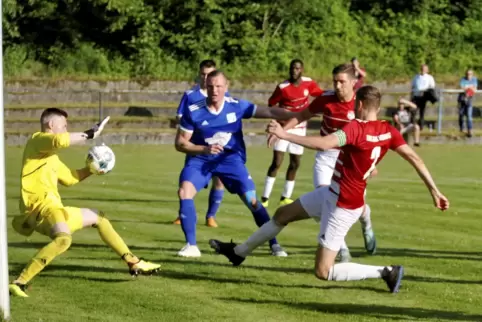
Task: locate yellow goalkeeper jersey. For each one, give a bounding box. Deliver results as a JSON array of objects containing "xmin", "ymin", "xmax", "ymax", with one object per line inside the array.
[{"xmin": 19, "ymin": 132, "xmax": 81, "ymax": 215}]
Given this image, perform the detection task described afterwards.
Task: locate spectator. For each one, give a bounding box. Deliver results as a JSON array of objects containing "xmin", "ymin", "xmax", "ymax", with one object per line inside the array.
[
  {"xmin": 351, "ymin": 57, "xmax": 366, "ymax": 90},
  {"xmin": 392, "ymin": 98, "xmax": 420, "ymax": 146},
  {"xmin": 411, "ymin": 64, "xmax": 436, "ymax": 130},
  {"xmin": 458, "ymin": 69, "xmax": 478, "ymax": 138}
]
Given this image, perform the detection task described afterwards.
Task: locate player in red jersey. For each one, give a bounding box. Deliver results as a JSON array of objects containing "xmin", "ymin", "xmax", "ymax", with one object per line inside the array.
[
  {"xmin": 261, "ymin": 59, "xmax": 323, "ymax": 208},
  {"xmin": 269, "ymin": 63, "xmax": 375, "ymax": 262},
  {"xmin": 209, "ymin": 85, "xmax": 449, "ymax": 293}
]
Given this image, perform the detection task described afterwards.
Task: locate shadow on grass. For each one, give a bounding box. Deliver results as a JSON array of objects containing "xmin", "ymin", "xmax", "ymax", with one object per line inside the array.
[
  {"xmin": 160, "ymin": 269, "xmax": 388, "ymax": 293},
  {"xmin": 61, "ymin": 196, "xmax": 177, "ymax": 204},
  {"xmin": 220, "ymin": 297, "xmax": 482, "ymax": 321},
  {"xmin": 42, "ymin": 273, "xmax": 131, "ymax": 284},
  {"xmin": 159, "ymin": 257, "xmax": 311, "ymax": 274},
  {"xmin": 283, "ymin": 245, "xmax": 482, "ymax": 261},
  {"xmin": 8, "ymin": 241, "xmax": 180, "ymax": 254}
]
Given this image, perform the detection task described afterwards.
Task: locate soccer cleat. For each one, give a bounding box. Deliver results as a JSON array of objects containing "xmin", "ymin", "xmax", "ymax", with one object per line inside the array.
[
  {"xmin": 209, "ymin": 239, "xmax": 245, "ymax": 266},
  {"xmin": 128, "ymin": 259, "xmax": 161, "ymax": 277},
  {"xmin": 382, "ymin": 265, "xmax": 404, "ymax": 293},
  {"xmin": 261, "ymin": 200, "xmax": 269, "ymax": 208},
  {"xmin": 172, "ymin": 217, "xmax": 181, "ymax": 225},
  {"xmin": 363, "ymin": 228, "xmax": 377, "ymax": 255},
  {"xmin": 337, "ymin": 248, "xmax": 352, "ymax": 263},
  {"xmin": 271, "ymin": 244, "xmax": 288, "ymax": 257},
  {"xmin": 177, "ymin": 244, "xmax": 201, "ymax": 258},
  {"xmin": 205, "ymin": 217, "xmax": 218, "ymax": 228},
  {"xmin": 279, "ymin": 198, "xmax": 294, "ymax": 206},
  {"xmin": 9, "ymin": 283, "xmax": 29, "ymax": 298}
]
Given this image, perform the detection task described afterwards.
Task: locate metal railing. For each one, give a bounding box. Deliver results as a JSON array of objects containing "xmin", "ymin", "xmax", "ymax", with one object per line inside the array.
[{"xmin": 5, "ymin": 88, "xmax": 481, "ymax": 135}]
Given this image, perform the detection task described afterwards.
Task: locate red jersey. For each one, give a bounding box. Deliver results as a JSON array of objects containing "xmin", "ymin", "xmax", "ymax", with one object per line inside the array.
[
  {"xmin": 330, "ymin": 120, "xmax": 406, "ymax": 209},
  {"xmin": 308, "ymin": 91, "xmax": 356, "ymax": 137},
  {"xmin": 269, "ymin": 77, "xmax": 323, "ymax": 129}
]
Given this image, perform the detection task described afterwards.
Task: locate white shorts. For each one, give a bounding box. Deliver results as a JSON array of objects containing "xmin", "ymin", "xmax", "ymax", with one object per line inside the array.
[
  {"xmin": 273, "ymin": 127, "xmax": 306, "ymax": 155},
  {"xmin": 299, "ymin": 187, "xmax": 364, "ymax": 252},
  {"xmin": 313, "ymin": 149, "xmax": 340, "ymax": 188}
]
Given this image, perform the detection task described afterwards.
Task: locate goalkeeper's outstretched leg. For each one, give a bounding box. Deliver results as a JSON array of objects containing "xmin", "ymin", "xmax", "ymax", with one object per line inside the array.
[{"xmin": 10, "ymin": 207, "xmax": 161, "ymax": 297}]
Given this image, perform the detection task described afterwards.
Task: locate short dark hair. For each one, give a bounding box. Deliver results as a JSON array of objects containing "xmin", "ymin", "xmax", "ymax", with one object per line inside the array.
[
  {"xmin": 290, "ymin": 59, "xmax": 304, "ymax": 68},
  {"xmin": 199, "ymin": 59, "xmax": 216, "ymax": 69},
  {"xmin": 206, "ymin": 69, "xmax": 226, "ymax": 79},
  {"xmin": 40, "ymin": 108, "xmax": 68, "ymax": 124},
  {"xmin": 356, "ymin": 86, "xmax": 381, "ymax": 110},
  {"xmin": 332, "ymin": 63, "xmax": 356, "ymax": 79}
]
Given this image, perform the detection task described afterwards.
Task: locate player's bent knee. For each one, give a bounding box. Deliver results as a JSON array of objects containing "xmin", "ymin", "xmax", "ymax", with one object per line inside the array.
[
  {"xmin": 81, "ymin": 208, "xmax": 100, "ymax": 228},
  {"xmin": 314, "ymin": 266, "xmax": 331, "ymax": 280},
  {"xmin": 52, "ymin": 233, "xmax": 73, "ymax": 253},
  {"xmin": 178, "ymin": 184, "xmax": 196, "ymax": 200},
  {"xmin": 242, "ymin": 190, "xmax": 259, "ymax": 211},
  {"xmin": 93, "ymin": 211, "xmax": 111, "ymax": 229}
]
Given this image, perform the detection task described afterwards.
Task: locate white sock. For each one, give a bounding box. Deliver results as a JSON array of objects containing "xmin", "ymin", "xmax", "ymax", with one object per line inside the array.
[
  {"xmin": 359, "ymin": 204, "xmax": 372, "ymax": 231},
  {"xmin": 234, "ymin": 220, "xmax": 284, "ymax": 257},
  {"xmin": 328, "ymin": 263, "xmax": 386, "ymax": 281},
  {"xmin": 340, "ymin": 240, "xmax": 349, "ymax": 251},
  {"xmin": 282, "ymin": 180, "xmax": 295, "ymax": 199},
  {"xmin": 262, "ymin": 176, "xmax": 276, "ymax": 199}
]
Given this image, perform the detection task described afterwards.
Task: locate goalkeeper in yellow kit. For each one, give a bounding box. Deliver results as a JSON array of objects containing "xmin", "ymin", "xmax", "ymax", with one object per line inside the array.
[{"xmin": 9, "ymin": 108, "xmax": 161, "ymax": 297}]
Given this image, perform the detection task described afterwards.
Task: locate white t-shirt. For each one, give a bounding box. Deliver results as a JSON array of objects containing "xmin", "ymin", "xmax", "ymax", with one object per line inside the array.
[{"xmin": 412, "ymin": 74, "xmax": 435, "ymax": 96}]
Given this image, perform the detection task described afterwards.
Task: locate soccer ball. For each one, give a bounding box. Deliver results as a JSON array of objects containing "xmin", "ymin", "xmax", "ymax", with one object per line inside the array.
[{"xmin": 86, "ymin": 144, "xmax": 116, "ymax": 175}]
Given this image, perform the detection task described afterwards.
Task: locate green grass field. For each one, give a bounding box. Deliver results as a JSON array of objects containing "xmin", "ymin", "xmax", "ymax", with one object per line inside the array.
[{"xmin": 5, "ymin": 145, "xmax": 482, "ymax": 322}]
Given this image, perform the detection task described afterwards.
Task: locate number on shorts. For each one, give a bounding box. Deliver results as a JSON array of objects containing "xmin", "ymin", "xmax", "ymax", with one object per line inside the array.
[{"xmin": 363, "ymin": 146, "xmax": 381, "ymax": 180}]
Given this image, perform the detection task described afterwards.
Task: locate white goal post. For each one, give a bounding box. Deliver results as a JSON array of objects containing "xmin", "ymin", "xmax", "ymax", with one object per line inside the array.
[{"xmin": 0, "ymin": 0, "xmax": 12, "ymax": 318}]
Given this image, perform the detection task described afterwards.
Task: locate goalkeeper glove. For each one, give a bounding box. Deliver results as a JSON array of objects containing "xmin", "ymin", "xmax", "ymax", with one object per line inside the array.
[{"xmin": 84, "ymin": 116, "xmax": 110, "ymax": 139}]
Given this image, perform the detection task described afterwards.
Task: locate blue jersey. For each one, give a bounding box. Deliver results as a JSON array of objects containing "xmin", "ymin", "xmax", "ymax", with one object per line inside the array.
[
  {"xmin": 176, "ymin": 85, "xmax": 230, "ymax": 117},
  {"xmin": 179, "ymin": 97, "xmax": 257, "ymax": 163}
]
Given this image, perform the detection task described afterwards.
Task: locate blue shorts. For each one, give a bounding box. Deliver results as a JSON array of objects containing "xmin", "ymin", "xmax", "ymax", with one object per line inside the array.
[{"xmin": 179, "ymin": 154, "xmax": 255, "ymax": 195}]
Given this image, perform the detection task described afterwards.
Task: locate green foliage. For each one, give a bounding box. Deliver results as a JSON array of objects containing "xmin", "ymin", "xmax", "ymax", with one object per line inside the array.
[{"xmin": 3, "ymin": 0, "xmax": 482, "ymax": 82}]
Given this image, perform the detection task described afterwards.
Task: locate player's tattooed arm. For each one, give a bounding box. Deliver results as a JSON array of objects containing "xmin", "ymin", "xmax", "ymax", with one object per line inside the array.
[{"xmin": 395, "ymin": 144, "xmax": 449, "ymax": 211}]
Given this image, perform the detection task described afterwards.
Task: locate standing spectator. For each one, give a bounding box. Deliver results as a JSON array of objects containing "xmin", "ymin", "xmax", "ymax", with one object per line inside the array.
[
  {"xmin": 392, "ymin": 98, "xmax": 420, "ymax": 146},
  {"xmin": 352, "ymin": 57, "xmax": 366, "ymax": 90},
  {"xmin": 411, "ymin": 64, "xmax": 436, "ymax": 130},
  {"xmin": 458, "ymin": 69, "xmax": 478, "ymax": 138}
]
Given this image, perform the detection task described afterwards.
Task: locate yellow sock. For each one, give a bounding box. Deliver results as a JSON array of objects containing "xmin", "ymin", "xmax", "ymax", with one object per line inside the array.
[
  {"xmin": 17, "ymin": 233, "xmax": 72, "ymax": 284},
  {"xmin": 95, "ymin": 213, "xmax": 138, "ymax": 264}
]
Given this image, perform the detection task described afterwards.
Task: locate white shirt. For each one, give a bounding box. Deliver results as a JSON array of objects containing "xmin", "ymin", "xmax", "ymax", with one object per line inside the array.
[{"xmin": 411, "ymin": 74, "xmax": 435, "ymax": 96}]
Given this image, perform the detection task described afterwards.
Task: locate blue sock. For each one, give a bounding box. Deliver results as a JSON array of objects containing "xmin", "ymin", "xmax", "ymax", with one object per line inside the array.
[
  {"xmin": 206, "ymin": 189, "xmax": 224, "ymax": 219},
  {"xmin": 251, "ymin": 205, "xmax": 279, "ymax": 247},
  {"xmin": 179, "ymin": 199, "xmax": 197, "ymax": 245}
]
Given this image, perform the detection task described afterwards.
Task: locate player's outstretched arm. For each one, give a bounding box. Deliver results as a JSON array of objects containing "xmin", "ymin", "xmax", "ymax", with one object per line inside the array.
[
  {"xmin": 67, "ymin": 116, "xmax": 111, "ymax": 145},
  {"xmin": 266, "ymin": 120, "xmax": 339, "ymax": 151},
  {"xmin": 253, "ymin": 106, "xmax": 303, "ymax": 122},
  {"xmin": 35, "ymin": 117, "xmax": 111, "ymax": 152},
  {"xmin": 264, "ymin": 108, "xmax": 315, "ymax": 147},
  {"xmin": 395, "ymin": 144, "xmax": 449, "ymax": 211}
]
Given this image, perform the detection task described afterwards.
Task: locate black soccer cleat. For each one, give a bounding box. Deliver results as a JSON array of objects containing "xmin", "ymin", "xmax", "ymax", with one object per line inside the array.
[
  {"xmin": 382, "ymin": 265, "xmax": 404, "ymax": 293},
  {"xmin": 209, "ymin": 239, "xmax": 245, "ymax": 266}
]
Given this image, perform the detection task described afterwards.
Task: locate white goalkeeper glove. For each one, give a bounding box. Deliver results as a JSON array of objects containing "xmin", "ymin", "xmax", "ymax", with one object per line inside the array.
[{"xmin": 84, "ymin": 116, "xmax": 110, "ymax": 139}]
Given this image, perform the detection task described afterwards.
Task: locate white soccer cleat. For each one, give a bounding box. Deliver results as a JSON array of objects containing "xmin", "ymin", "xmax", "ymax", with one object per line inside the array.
[
  {"xmin": 177, "ymin": 244, "xmax": 202, "ymax": 258},
  {"xmin": 271, "ymin": 244, "xmax": 288, "ymax": 257}
]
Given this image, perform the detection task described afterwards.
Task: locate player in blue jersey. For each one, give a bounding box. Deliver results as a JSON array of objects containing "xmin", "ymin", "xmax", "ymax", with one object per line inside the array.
[
  {"xmin": 174, "ymin": 70, "xmax": 301, "ymax": 257},
  {"xmin": 173, "ymin": 60, "xmax": 230, "ymax": 228}
]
